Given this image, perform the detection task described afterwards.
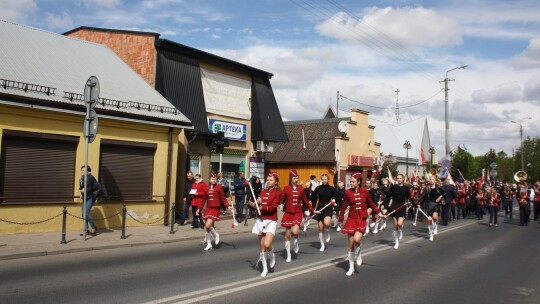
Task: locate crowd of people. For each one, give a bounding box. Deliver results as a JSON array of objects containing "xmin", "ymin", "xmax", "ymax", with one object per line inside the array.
[{"xmin": 178, "ymin": 169, "xmax": 540, "ymax": 277}]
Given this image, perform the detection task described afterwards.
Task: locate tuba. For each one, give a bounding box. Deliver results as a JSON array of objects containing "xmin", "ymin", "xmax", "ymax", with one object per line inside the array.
[{"xmin": 514, "ymin": 171, "xmax": 527, "ymax": 183}]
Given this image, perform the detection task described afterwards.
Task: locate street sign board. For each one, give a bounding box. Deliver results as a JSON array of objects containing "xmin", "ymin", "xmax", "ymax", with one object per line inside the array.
[
  {"xmin": 489, "ymin": 162, "xmax": 497, "ymax": 169},
  {"xmin": 490, "ymin": 169, "xmax": 498, "ymax": 178},
  {"xmin": 84, "ymin": 76, "xmax": 100, "ymax": 109},
  {"xmin": 442, "ymin": 159, "xmax": 452, "ymax": 170}
]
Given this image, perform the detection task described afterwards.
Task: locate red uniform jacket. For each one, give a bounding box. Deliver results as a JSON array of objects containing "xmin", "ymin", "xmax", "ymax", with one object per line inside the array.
[
  {"xmin": 457, "ymin": 187, "xmax": 467, "ymax": 204},
  {"xmin": 190, "ymin": 180, "xmax": 208, "ymax": 208},
  {"xmin": 202, "ymin": 184, "xmax": 229, "ymax": 209},
  {"xmin": 477, "ymin": 192, "xmax": 486, "ymax": 206},
  {"xmin": 338, "ymin": 187, "xmax": 380, "ymax": 223},
  {"xmin": 257, "ymin": 187, "xmax": 281, "ymax": 221},
  {"xmin": 282, "ymin": 185, "xmax": 315, "ymax": 214},
  {"xmin": 489, "ymin": 193, "xmax": 500, "ymax": 207}
]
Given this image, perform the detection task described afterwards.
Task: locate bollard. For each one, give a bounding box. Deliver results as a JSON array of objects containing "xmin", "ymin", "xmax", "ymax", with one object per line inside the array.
[
  {"xmin": 121, "ymin": 204, "xmax": 127, "ymax": 239},
  {"xmin": 60, "ymin": 206, "xmax": 67, "ymax": 244},
  {"xmin": 170, "ymin": 203, "xmax": 175, "ymax": 234}
]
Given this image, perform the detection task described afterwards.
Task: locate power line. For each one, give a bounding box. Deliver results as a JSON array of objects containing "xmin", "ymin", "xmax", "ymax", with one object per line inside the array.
[{"xmin": 340, "ymin": 89, "xmax": 443, "ymax": 110}]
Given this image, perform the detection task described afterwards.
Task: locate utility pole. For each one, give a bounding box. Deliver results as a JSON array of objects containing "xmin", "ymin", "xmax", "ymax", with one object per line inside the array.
[
  {"xmin": 442, "ymin": 65, "xmax": 467, "ymax": 160},
  {"xmin": 511, "ymin": 117, "xmax": 532, "ymax": 171},
  {"xmin": 336, "ymin": 91, "xmax": 339, "ymax": 119},
  {"xmin": 394, "ymin": 88, "xmax": 400, "ymax": 125}
]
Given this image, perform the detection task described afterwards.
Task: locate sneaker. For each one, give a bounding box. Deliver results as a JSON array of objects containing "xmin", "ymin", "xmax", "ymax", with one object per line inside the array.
[{"xmin": 494, "ymin": 224, "xmax": 498, "ymax": 227}]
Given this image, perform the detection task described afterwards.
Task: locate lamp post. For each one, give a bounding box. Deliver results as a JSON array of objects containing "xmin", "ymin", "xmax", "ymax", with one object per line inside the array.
[
  {"xmin": 429, "ymin": 146, "xmax": 435, "ymax": 171},
  {"xmin": 442, "ymin": 64, "xmax": 468, "ymax": 160},
  {"xmin": 403, "ymin": 140, "xmax": 411, "ymax": 179},
  {"xmin": 511, "ymin": 117, "xmax": 532, "ymax": 171}
]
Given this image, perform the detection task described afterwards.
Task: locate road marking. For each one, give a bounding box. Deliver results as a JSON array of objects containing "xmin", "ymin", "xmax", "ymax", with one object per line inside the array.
[{"xmin": 144, "ymin": 221, "xmax": 476, "ymax": 304}]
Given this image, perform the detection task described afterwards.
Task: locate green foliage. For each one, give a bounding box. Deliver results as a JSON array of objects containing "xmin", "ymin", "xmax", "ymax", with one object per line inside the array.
[{"xmin": 381, "ymin": 157, "xmax": 399, "ymax": 179}]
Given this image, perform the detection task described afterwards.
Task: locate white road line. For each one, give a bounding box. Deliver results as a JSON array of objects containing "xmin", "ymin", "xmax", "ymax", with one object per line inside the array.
[{"xmin": 143, "ymin": 221, "xmax": 476, "ymax": 304}]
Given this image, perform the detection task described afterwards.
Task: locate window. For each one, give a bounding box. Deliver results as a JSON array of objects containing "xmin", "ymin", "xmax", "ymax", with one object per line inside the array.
[
  {"xmin": 0, "ymin": 130, "xmax": 78, "ymax": 204},
  {"xmin": 99, "ymin": 139, "xmax": 156, "ymax": 201}
]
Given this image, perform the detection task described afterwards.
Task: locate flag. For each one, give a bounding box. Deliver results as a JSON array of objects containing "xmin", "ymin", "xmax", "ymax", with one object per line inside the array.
[
  {"xmin": 446, "ymin": 171, "xmax": 455, "ymax": 185},
  {"xmin": 457, "ymin": 144, "xmax": 467, "ymax": 151},
  {"xmin": 411, "ymin": 171, "xmax": 416, "ymax": 182},
  {"xmin": 387, "ymin": 168, "xmax": 394, "ymax": 183},
  {"xmin": 457, "ymin": 169, "xmax": 466, "ymax": 182},
  {"xmin": 419, "ymin": 147, "xmax": 427, "ymax": 165},
  {"xmin": 481, "ymin": 169, "xmax": 485, "ymax": 187},
  {"xmin": 301, "ymin": 124, "xmax": 306, "ymax": 149}
]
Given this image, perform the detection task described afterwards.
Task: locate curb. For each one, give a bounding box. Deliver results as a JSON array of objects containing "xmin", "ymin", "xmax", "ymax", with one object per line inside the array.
[{"xmin": 0, "ymin": 228, "xmax": 255, "ymax": 261}]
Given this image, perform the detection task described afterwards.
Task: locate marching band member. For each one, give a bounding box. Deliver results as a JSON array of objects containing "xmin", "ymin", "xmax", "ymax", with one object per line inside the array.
[
  {"xmin": 476, "ymin": 188, "xmax": 486, "ymax": 220},
  {"xmin": 517, "ymin": 181, "xmax": 530, "ymax": 226},
  {"xmin": 302, "ymin": 181, "xmax": 313, "ymax": 231},
  {"xmin": 338, "ymin": 172, "xmax": 381, "ymax": 276},
  {"xmin": 189, "ymin": 174, "xmax": 207, "ymax": 229},
  {"xmin": 378, "ymin": 178, "xmax": 391, "ymax": 231},
  {"xmin": 387, "ymin": 174, "xmax": 409, "ymax": 249},
  {"xmin": 310, "ymin": 174, "xmax": 339, "ymax": 252},
  {"xmin": 249, "ymin": 172, "xmax": 281, "ymax": 277},
  {"xmin": 424, "ymin": 175, "xmax": 443, "ymax": 241},
  {"xmin": 281, "ymin": 170, "xmax": 320, "ymax": 262},
  {"xmin": 456, "ymin": 182, "xmax": 467, "ymax": 220},
  {"xmin": 533, "ymin": 181, "xmax": 540, "ymax": 221},
  {"xmin": 197, "ymin": 173, "xmax": 233, "ymax": 250},
  {"xmin": 486, "ymin": 187, "xmax": 500, "ymax": 227}
]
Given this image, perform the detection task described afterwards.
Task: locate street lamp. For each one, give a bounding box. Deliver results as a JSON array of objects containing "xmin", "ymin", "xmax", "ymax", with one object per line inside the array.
[
  {"xmin": 442, "ymin": 64, "xmax": 468, "ymax": 160},
  {"xmin": 511, "ymin": 117, "xmax": 532, "ymax": 171},
  {"xmin": 403, "ymin": 140, "xmax": 411, "ymax": 179},
  {"xmin": 429, "ymin": 146, "xmax": 435, "ymax": 171}
]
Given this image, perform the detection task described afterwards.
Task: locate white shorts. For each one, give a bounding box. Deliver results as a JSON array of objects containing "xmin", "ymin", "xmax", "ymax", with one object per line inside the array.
[{"xmin": 251, "ymin": 218, "xmax": 277, "ymax": 236}]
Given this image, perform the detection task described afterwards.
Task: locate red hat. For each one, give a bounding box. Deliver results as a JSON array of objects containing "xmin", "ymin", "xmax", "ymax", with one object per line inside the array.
[
  {"xmin": 210, "ymin": 172, "xmax": 217, "ymax": 178},
  {"xmin": 289, "ymin": 169, "xmax": 299, "ymax": 177},
  {"xmin": 268, "ymin": 172, "xmax": 279, "ymax": 179},
  {"xmin": 351, "ymin": 172, "xmax": 362, "ymax": 180}
]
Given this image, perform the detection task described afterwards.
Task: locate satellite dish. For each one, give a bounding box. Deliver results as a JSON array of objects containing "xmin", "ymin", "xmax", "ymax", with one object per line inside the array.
[{"xmin": 338, "ymin": 120, "xmax": 348, "ymax": 133}]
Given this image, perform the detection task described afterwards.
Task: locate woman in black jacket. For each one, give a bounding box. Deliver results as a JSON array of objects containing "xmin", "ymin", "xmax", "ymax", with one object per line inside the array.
[{"xmin": 310, "ymin": 174, "xmax": 339, "ymax": 252}]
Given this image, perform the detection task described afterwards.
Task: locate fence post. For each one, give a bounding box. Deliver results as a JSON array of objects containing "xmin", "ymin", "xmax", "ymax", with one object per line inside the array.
[
  {"xmin": 170, "ymin": 203, "xmax": 175, "ymax": 234},
  {"xmin": 121, "ymin": 204, "xmax": 127, "ymax": 239},
  {"xmin": 60, "ymin": 206, "xmax": 67, "ymax": 244}
]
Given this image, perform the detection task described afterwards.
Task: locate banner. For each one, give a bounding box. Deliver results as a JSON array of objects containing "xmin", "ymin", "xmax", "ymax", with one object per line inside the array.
[{"xmin": 200, "ymin": 67, "xmax": 251, "ymax": 119}]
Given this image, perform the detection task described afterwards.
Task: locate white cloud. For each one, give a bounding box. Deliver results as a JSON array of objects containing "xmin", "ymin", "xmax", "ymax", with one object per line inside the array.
[
  {"xmin": 0, "ymin": 0, "xmax": 38, "ymax": 23},
  {"xmin": 45, "ymin": 12, "xmax": 73, "ymax": 30},
  {"xmin": 471, "ymin": 82, "xmax": 523, "ymax": 104},
  {"xmin": 512, "ymin": 37, "xmax": 540, "ymax": 69},
  {"xmin": 316, "ymin": 7, "xmax": 463, "ymax": 48},
  {"xmin": 523, "ymin": 74, "xmax": 540, "ymax": 104},
  {"xmin": 79, "ymin": 0, "xmax": 122, "ymax": 8}
]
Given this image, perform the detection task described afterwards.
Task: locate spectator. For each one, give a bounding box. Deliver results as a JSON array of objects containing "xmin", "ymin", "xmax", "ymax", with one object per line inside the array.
[
  {"xmin": 179, "ymin": 171, "xmax": 194, "ymax": 226},
  {"xmin": 79, "ymin": 165, "xmax": 99, "ymax": 236},
  {"xmin": 233, "ymin": 172, "xmax": 247, "ymax": 219}
]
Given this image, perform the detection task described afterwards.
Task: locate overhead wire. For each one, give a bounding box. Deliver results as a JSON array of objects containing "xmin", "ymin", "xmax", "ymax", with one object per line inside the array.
[{"xmin": 339, "ymin": 89, "xmax": 443, "ymax": 110}]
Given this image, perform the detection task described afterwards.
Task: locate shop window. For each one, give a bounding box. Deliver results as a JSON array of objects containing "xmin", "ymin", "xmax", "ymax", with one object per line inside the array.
[
  {"xmin": 0, "ymin": 130, "xmax": 78, "ymax": 204},
  {"xmin": 99, "ymin": 139, "xmax": 156, "ymax": 201}
]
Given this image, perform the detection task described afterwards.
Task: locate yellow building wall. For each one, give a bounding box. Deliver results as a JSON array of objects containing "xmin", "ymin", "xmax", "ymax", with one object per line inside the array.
[
  {"xmin": 265, "ymin": 164, "xmax": 336, "ymax": 188},
  {"xmin": 0, "ymin": 104, "xmax": 184, "ymax": 234}
]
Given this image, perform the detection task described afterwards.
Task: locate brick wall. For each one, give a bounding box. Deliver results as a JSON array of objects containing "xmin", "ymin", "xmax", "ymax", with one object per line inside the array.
[{"xmin": 66, "ymin": 30, "xmax": 157, "ymax": 87}]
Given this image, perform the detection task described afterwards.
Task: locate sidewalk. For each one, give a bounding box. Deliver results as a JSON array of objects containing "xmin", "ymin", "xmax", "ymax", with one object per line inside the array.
[{"xmin": 0, "ymin": 216, "xmax": 256, "ymax": 260}]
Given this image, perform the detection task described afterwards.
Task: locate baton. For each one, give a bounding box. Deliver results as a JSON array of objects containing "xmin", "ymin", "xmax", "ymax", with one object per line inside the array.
[
  {"xmin": 306, "ymin": 200, "xmax": 336, "ymax": 221},
  {"xmin": 245, "ymin": 180, "xmax": 262, "ymax": 216},
  {"xmin": 229, "ymin": 191, "xmax": 238, "ymax": 228}
]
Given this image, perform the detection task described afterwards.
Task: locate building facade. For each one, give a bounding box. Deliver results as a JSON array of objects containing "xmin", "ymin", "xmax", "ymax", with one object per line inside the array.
[
  {"xmin": 64, "ymin": 27, "xmax": 288, "ymax": 207},
  {"xmin": 0, "ymin": 21, "xmax": 191, "ymax": 234}
]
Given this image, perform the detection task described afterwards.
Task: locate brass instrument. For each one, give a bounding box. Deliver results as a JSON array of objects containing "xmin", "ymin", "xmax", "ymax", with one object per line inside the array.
[{"xmin": 514, "ymin": 171, "xmax": 527, "ymax": 183}]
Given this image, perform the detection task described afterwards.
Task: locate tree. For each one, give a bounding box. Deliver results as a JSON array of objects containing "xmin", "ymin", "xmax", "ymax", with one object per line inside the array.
[
  {"xmin": 381, "ymin": 156, "xmax": 399, "ymax": 180},
  {"xmin": 515, "ymin": 136, "xmax": 540, "ymax": 182},
  {"xmin": 451, "ymin": 150, "xmax": 476, "ymax": 181}
]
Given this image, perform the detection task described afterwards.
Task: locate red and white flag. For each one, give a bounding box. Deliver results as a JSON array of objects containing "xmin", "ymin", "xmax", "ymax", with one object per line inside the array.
[
  {"xmin": 301, "ymin": 124, "xmax": 306, "ymax": 150},
  {"xmin": 419, "ymin": 147, "xmax": 427, "ymax": 165}
]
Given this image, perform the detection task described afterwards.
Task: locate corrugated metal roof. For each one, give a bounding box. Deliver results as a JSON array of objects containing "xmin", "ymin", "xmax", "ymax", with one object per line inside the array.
[
  {"xmin": 251, "ymin": 76, "xmax": 288, "ymax": 142},
  {"xmin": 265, "ymin": 119, "xmax": 340, "ymax": 163},
  {"xmin": 0, "ymin": 20, "xmax": 191, "ymax": 127},
  {"xmin": 369, "ymin": 116, "xmax": 430, "ymax": 160}
]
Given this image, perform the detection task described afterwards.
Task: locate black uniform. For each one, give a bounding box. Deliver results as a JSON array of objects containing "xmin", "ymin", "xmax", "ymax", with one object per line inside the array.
[
  {"xmin": 388, "ymin": 184, "xmax": 409, "ymax": 218},
  {"xmin": 310, "ymin": 184, "xmax": 338, "ymax": 221}
]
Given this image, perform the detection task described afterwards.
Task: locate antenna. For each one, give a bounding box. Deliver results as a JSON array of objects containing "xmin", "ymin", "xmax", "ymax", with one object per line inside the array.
[{"xmin": 394, "ymin": 88, "xmax": 400, "ymax": 124}]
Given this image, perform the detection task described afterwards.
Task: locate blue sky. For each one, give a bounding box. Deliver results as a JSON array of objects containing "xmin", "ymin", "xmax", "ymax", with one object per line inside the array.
[{"xmin": 2, "ymin": 0, "xmax": 540, "ymax": 157}]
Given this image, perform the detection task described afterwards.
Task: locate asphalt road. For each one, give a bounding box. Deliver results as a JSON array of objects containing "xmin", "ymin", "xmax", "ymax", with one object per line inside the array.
[{"xmin": 1, "ymin": 214, "xmax": 538, "ymax": 304}]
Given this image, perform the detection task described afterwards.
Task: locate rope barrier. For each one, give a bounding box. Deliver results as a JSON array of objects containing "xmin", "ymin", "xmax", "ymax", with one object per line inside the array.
[{"xmin": 0, "ymin": 213, "xmax": 63, "ymax": 225}]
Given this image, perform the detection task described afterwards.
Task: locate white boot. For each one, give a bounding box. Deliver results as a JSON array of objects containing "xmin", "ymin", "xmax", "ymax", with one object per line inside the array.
[
  {"xmin": 393, "ymin": 231, "xmax": 399, "ymax": 249},
  {"xmin": 381, "ymin": 220, "xmax": 387, "ymax": 230},
  {"xmin": 293, "ymin": 237, "xmax": 299, "ymax": 253},
  {"xmin": 302, "ymin": 217, "xmax": 308, "ymax": 232},
  {"xmin": 211, "ymin": 228, "xmax": 220, "ymax": 245},
  {"xmin": 346, "ymin": 251, "xmax": 355, "ymax": 276},
  {"xmin": 398, "ymin": 228, "xmax": 403, "ymax": 240},
  {"xmin": 364, "ymin": 219, "xmax": 370, "ymax": 236},
  {"xmin": 268, "ymin": 248, "xmax": 276, "ymax": 268},
  {"xmin": 285, "ymin": 241, "xmax": 291, "ymax": 263},
  {"xmin": 325, "ymin": 228, "xmax": 331, "ymax": 243},
  {"xmin": 203, "ymin": 233, "xmax": 212, "ymax": 251},
  {"xmin": 354, "ymin": 244, "xmax": 363, "ymax": 266},
  {"xmin": 428, "ymin": 224, "xmax": 433, "ymax": 241},
  {"xmin": 433, "ymin": 222, "xmax": 438, "ymax": 235},
  {"xmin": 319, "ymin": 233, "xmax": 325, "ymax": 252},
  {"xmin": 372, "ymin": 221, "xmax": 379, "ymax": 234},
  {"xmin": 260, "ymin": 252, "xmax": 268, "ymax": 277}
]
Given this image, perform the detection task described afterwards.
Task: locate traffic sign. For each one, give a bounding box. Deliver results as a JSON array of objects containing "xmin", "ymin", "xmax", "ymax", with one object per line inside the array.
[
  {"xmin": 489, "ymin": 162, "xmax": 497, "ymax": 169},
  {"xmin": 84, "ymin": 76, "xmax": 100, "ymax": 109},
  {"xmin": 442, "ymin": 159, "xmax": 452, "ymax": 170}
]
